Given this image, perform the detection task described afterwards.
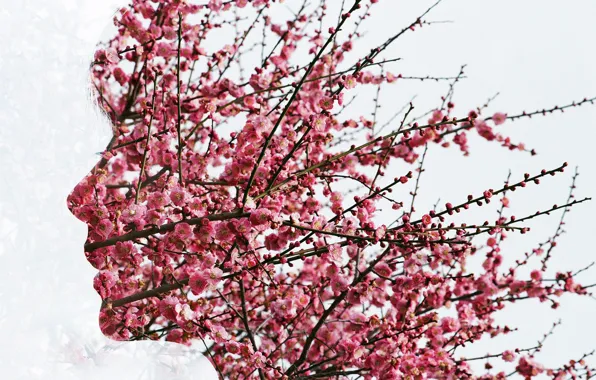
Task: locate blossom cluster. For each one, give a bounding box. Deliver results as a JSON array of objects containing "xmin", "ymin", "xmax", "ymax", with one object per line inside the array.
[{"xmin": 68, "ymin": 0, "xmax": 595, "ymax": 378}]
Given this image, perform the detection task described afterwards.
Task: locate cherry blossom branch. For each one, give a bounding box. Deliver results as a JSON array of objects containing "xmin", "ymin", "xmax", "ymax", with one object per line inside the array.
[
  {"xmin": 86, "ymin": 210, "xmax": 249, "ymax": 252},
  {"xmin": 135, "ymin": 74, "xmax": 159, "ymax": 204},
  {"xmin": 242, "ymin": 0, "xmax": 364, "ymax": 207}
]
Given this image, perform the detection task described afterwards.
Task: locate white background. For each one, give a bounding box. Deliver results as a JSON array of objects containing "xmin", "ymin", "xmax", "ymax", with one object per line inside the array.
[{"xmin": 0, "ymin": 0, "xmax": 595, "ymax": 378}]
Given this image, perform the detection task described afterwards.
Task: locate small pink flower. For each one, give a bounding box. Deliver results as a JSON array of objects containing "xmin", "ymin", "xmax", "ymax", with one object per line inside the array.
[
  {"xmin": 159, "ymin": 296, "xmax": 180, "ymax": 321},
  {"xmin": 211, "ymin": 325, "xmax": 230, "ymax": 343},
  {"xmin": 502, "ymin": 350, "xmax": 515, "ymax": 362},
  {"xmin": 313, "ymin": 115, "xmax": 327, "ymax": 132},
  {"xmin": 120, "ymin": 204, "xmax": 146, "ymax": 224},
  {"xmin": 165, "ymin": 329, "xmax": 184, "ymax": 344},
  {"xmin": 243, "ymin": 96, "xmax": 256, "ymax": 107},
  {"xmin": 189, "ymin": 272, "xmax": 210, "ymax": 296},
  {"xmin": 174, "ymin": 222, "xmax": 193, "ymax": 239},
  {"xmin": 146, "ymin": 209, "xmax": 164, "ymax": 226},
  {"xmin": 330, "ymin": 275, "xmax": 349, "ymax": 293},
  {"xmin": 226, "ymin": 341, "xmax": 240, "ymax": 354},
  {"xmin": 296, "ymin": 293, "xmax": 310, "ymax": 308},
  {"xmin": 169, "ymin": 187, "xmax": 187, "ymax": 207},
  {"xmin": 374, "ymin": 225, "xmax": 387, "ymax": 240},
  {"xmin": 374, "ymin": 262, "xmax": 392, "ymax": 278},
  {"xmin": 501, "ymin": 196, "xmax": 510, "ymax": 207},
  {"xmin": 105, "ymin": 48, "xmax": 120, "ymax": 64},
  {"xmin": 344, "ymin": 75, "xmax": 357, "ymax": 89},
  {"xmin": 155, "ymin": 42, "xmax": 174, "ymax": 58},
  {"xmin": 327, "ymin": 243, "xmax": 342, "ymax": 262},
  {"xmin": 147, "ymin": 192, "xmax": 168, "ymax": 209},
  {"xmin": 516, "ymin": 356, "xmax": 544, "ymax": 377},
  {"xmin": 487, "ymin": 237, "xmax": 497, "ymax": 247},
  {"xmin": 115, "ymin": 241, "xmax": 134, "ymax": 259},
  {"xmin": 203, "ymin": 99, "xmax": 217, "ymax": 114},
  {"xmin": 530, "ymin": 270, "xmax": 542, "ymax": 282},
  {"xmin": 492, "ymin": 112, "xmax": 507, "ymax": 125},
  {"xmin": 207, "ymin": 267, "xmax": 223, "ymax": 283},
  {"xmin": 319, "ymin": 96, "xmax": 334, "ymax": 110},
  {"xmin": 93, "ymin": 270, "xmax": 117, "ymax": 299},
  {"xmin": 440, "ymin": 316, "xmax": 460, "ymax": 333},
  {"xmin": 250, "ymin": 208, "xmax": 271, "ymax": 226},
  {"xmin": 347, "ymin": 288, "xmax": 362, "ymax": 305},
  {"xmin": 188, "ymin": 198, "xmax": 205, "ymax": 216},
  {"xmin": 215, "ymin": 222, "xmax": 235, "ymax": 242},
  {"xmin": 361, "ymin": 72, "xmax": 373, "ymax": 84},
  {"xmin": 271, "ymin": 298, "xmax": 295, "ymax": 318},
  {"xmin": 95, "ymin": 218, "xmax": 114, "ymax": 239},
  {"xmin": 162, "ymin": 26, "xmax": 176, "ymax": 40},
  {"xmin": 197, "ymin": 222, "xmax": 214, "ymax": 243},
  {"xmin": 432, "ymin": 109, "xmax": 444, "ymax": 122},
  {"xmin": 208, "ymin": 0, "xmax": 223, "ymax": 11},
  {"xmin": 326, "ymin": 264, "xmax": 340, "ymax": 278},
  {"xmin": 264, "ymin": 234, "xmax": 284, "ymax": 251},
  {"xmin": 250, "ymin": 352, "xmax": 266, "ymax": 369},
  {"xmin": 386, "ymin": 72, "xmax": 398, "ymax": 83}
]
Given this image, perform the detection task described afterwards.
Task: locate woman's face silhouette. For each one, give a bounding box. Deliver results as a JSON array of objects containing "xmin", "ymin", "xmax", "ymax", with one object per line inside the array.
[{"xmin": 65, "ymin": 0, "xmax": 237, "ymax": 343}]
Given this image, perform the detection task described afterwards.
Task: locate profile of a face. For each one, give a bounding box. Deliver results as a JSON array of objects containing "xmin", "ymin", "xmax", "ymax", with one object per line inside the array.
[
  {"xmin": 66, "ymin": 0, "xmax": 241, "ymax": 343},
  {"xmin": 66, "ymin": 0, "xmax": 283, "ymax": 351},
  {"xmin": 66, "ymin": 0, "xmax": 404, "ymax": 376}
]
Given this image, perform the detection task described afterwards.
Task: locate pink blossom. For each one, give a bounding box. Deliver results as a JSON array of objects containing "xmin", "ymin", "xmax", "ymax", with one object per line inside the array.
[
  {"xmin": 72, "ymin": 2, "xmax": 594, "ymax": 376},
  {"xmin": 197, "ymin": 222, "xmax": 214, "ymax": 243},
  {"xmin": 95, "ymin": 218, "xmax": 114, "ymax": 239},
  {"xmin": 119, "ymin": 204, "xmax": 146, "ymax": 224},
  {"xmin": 169, "ymin": 187, "xmax": 187, "ymax": 207},
  {"xmin": 374, "ymin": 262, "xmax": 392, "ymax": 278},
  {"xmin": 271, "ymin": 298, "xmax": 296, "ymax": 318},
  {"xmin": 208, "ymin": 0, "xmax": 223, "ymax": 11},
  {"xmin": 174, "ymin": 222, "xmax": 193, "ymax": 239},
  {"xmin": 155, "ymin": 42, "xmax": 174, "ymax": 58},
  {"xmin": 319, "ymin": 96, "xmax": 334, "ymax": 110},
  {"xmin": 330, "ymin": 275, "xmax": 349, "ymax": 293},
  {"xmin": 502, "ymin": 350, "xmax": 515, "ymax": 362},
  {"xmin": 211, "ymin": 325, "xmax": 231, "ymax": 343},
  {"xmin": 147, "ymin": 191, "xmax": 168, "ymax": 209},
  {"xmin": 250, "ymin": 352, "xmax": 266, "ymax": 369},
  {"xmin": 159, "ymin": 296, "xmax": 180, "ymax": 321},
  {"xmin": 516, "ymin": 356, "xmax": 544, "ymax": 377},
  {"xmin": 226, "ymin": 341, "xmax": 241, "ymax": 354},
  {"xmin": 440, "ymin": 317, "xmax": 460, "ymax": 333},
  {"xmin": 93, "ymin": 270, "xmax": 117, "ymax": 299},
  {"xmin": 530, "ymin": 270, "xmax": 542, "ymax": 282},
  {"xmin": 165, "ymin": 329, "xmax": 184, "ymax": 344},
  {"xmin": 189, "ymin": 272, "xmax": 210, "ymax": 296},
  {"xmin": 344, "ymin": 75, "xmax": 357, "ymax": 89},
  {"xmin": 104, "ymin": 48, "xmax": 119, "ymax": 64},
  {"xmin": 249, "ymin": 208, "xmax": 271, "ymax": 226},
  {"xmin": 312, "ymin": 115, "xmax": 328, "ymax": 132},
  {"xmin": 492, "ymin": 112, "xmax": 507, "ymax": 125}
]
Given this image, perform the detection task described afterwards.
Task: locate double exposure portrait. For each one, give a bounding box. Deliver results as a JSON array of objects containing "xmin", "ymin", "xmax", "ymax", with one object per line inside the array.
[{"xmin": 3, "ymin": 0, "xmax": 595, "ymax": 379}]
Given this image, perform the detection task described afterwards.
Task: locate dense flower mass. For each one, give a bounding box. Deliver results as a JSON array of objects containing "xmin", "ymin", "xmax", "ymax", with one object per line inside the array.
[{"xmin": 67, "ymin": 0, "xmax": 596, "ymax": 378}]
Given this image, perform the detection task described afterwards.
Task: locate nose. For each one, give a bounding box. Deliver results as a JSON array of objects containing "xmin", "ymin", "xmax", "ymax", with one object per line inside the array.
[
  {"xmin": 66, "ymin": 142, "xmax": 114, "ymax": 225},
  {"xmin": 67, "ymin": 176, "xmax": 92, "ymax": 223},
  {"xmin": 67, "ymin": 170, "xmax": 102, "ymax": 224},
  {"xmin": 67, "ymin": 75, "xmax": 120, "ymax": 222}
]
